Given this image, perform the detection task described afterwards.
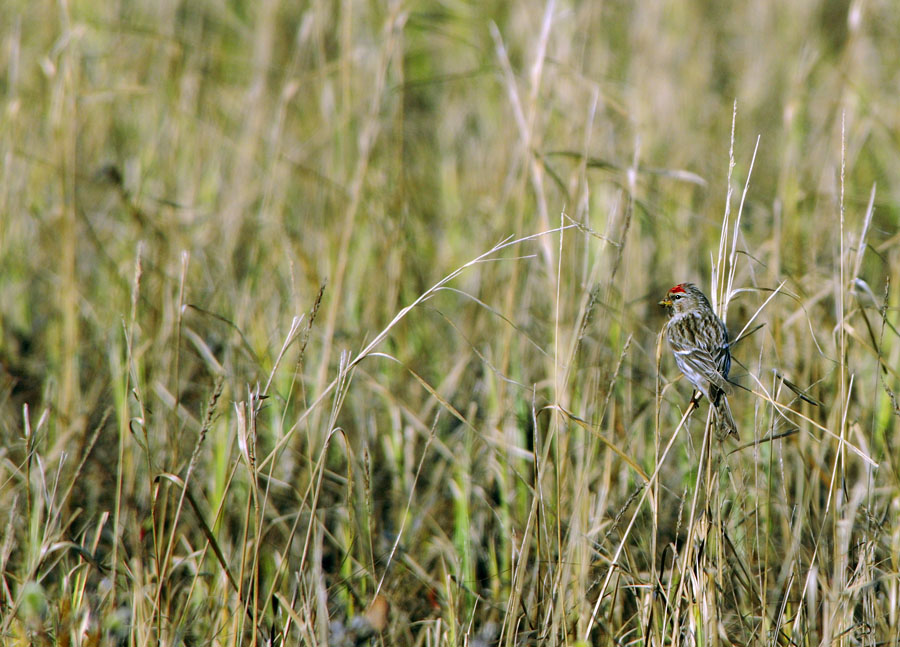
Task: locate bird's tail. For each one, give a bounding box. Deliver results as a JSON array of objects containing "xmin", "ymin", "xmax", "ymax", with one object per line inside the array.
[{"xmin": 712, "ymin": 392, "xmax": 738, "ymax": 439}]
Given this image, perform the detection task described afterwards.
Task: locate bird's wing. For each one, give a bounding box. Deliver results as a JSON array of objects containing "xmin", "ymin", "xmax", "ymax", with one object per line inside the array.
[
  {"xmin": 667, "ymin": 315, "xmax": 734, "ymax": 395},
  {"xmin": 671, "ymin": 346, "xmax": 734, "ymax": 395}
]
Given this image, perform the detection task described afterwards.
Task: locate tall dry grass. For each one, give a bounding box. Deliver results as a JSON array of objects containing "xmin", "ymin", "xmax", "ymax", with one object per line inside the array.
[{"xmin": 0, "ymin": 1, "xmax": 898, "ymax": 645}]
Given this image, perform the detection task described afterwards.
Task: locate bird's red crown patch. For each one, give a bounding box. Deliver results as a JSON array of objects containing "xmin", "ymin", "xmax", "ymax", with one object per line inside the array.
[{"xmin": 669, "ymin": 284, "xmax": 687, "ymax": 294}]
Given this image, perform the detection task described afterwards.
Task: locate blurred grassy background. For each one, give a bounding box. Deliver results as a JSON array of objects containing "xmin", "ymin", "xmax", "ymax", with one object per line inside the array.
[{"xmin": 1, "ymin": 0, "xmax": 898, "ymax": 645}]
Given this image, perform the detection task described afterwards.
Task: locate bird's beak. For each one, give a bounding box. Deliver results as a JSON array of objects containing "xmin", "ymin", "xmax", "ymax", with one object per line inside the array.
[{"xmin": 658, "ymin": 298, "xmax": 672, "ymax": 307}]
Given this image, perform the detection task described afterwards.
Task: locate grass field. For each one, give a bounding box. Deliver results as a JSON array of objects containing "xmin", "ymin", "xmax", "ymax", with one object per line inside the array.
[{"xmin": 1, "ymin": 1, "xmax": 899, "ymax": 645}]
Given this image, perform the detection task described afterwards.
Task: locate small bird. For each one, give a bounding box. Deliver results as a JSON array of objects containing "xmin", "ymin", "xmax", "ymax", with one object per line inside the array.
[{"xmin": 659, "ymin": 282, "xmax": 737, "ymax": 438}]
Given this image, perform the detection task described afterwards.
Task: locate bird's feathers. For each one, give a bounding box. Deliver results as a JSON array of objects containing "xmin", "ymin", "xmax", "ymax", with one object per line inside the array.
[{"xmin": 661, "ymin": 282, "xmax": 737, "ymax": 437}]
